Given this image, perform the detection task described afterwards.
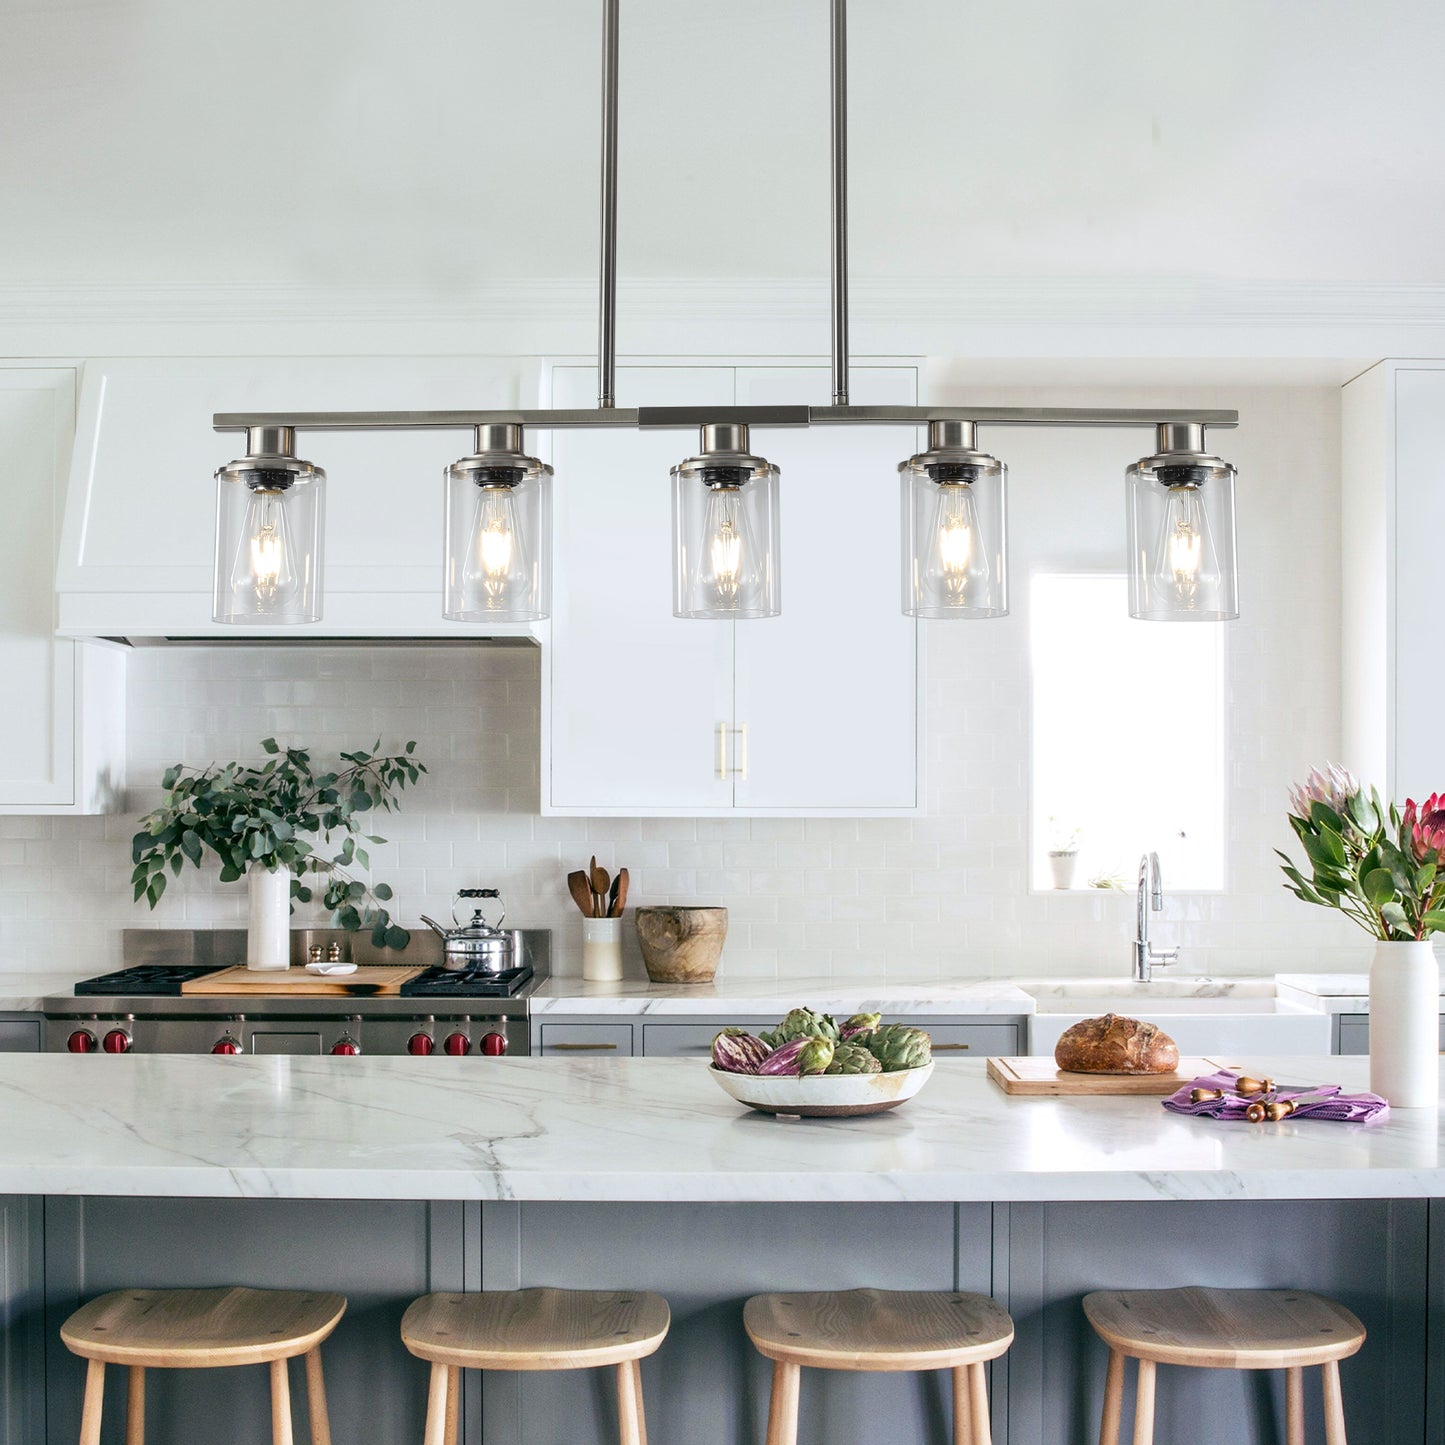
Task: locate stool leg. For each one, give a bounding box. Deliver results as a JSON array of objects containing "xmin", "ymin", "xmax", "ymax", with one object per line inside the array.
[
  {"xmin": 764, "ymin": 1360, "xmax": 801, "ymax": 1445},
  {"xmin": 952, "ymin": 1365, "xmax": 973, "ymax": 1445},
  {"xmin": 968, "ymin": 1362, "xmax": 992, "ymax": 1445},
  {"xmin": 1322, "ymin": 1360, "xmax": 1348, "ymax": 1445},
  {"xmin": 423, "ymin": 1361, "xmax": 450, "ymax": 1445},
  {"xmin": 269, "ymin": 1357, "xmax": 293, "ymax": 1445},
  {"xmin": 1131, "ymin": 1358, "xmax": 1156, "ymax": 1445},
  {"xmin": 616, "ymin": 1358, "xmax": 647, "ymax": 1445},
  {"xmin": 126, "ymin": 1366, "xmax": 145, "ymax": 1445},
  {"xmin": 1098, "ymin": 1349, "xmax": 1125, "ymax": 1445},
  {"xmin": 1285, "ymin": 1366, "xmax": 1305, "ymax": 1445},
  {"xmin": 304, "ymin": 1348, "xmax": 332, "ymax": 1445},
  {"xmin": 79, "ymin": 1359, "xmax": 105, "ymax": 1445},
  {"xmin": 444, "ymin": 1366, "xmax": 460, "ymax": 1445}
]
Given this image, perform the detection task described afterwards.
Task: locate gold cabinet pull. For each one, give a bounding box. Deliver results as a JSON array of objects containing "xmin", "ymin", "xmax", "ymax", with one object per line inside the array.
[
  {"xmin": 716, "ymin": 721, "xmax": 728, "ymax": 780},
  {"xmin": 737, "ymin": 722, "xmax": 748, "ymax": 781},
  {"xmin": 933, "ymin": 1043, "xmax": 971, "ymax": 1052},
  {"xmin": 549, "ymin": 1042, "xmax": 619, "ymax": 1052}
]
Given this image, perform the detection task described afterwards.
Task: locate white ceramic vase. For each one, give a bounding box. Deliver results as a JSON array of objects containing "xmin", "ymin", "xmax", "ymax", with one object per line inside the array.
[
  {"xmin": 1369, "ymin": 939, "xmax": 1440, "ymax": 1108},
  {"xmin": 246, "ymin": 864, "xmax": 292, "ymax": 972},
  {"xmin": 1047, "ymin": 851, "xmax": 1078, "ymax": 890}
]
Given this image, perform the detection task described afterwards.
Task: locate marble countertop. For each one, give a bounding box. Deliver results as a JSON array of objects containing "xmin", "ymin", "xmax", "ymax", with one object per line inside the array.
[
  {"xmin": 1277, "ymin": 973, "xmax": 1445, "ymax": 1014},
  {"xmin": 0, "ymin": 1053, "xmax": 1437, "ymax": 1203},
  {"xmin": 530, "ymin": 976, "xmax": 1036, "ymax": 1016},
  {"xmin": 0, "ymin": 971, "xmax": 94, "ymax": 1011}
]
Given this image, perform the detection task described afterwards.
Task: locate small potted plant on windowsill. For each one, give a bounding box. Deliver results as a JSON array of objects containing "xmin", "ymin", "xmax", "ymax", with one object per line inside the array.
[
  {"xmin": 130, "ymin": 738, "xmax": 426, "ymax": 970},
  {"xmin": 1046, "ymin": 818, "xmax": 1081, "ymax": 890}
]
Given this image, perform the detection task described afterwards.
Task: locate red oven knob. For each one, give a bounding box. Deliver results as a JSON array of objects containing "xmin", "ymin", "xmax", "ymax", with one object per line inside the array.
[
  {"xmin": 102, "ymin": 1029, "xmax": 132, "ymax": 1054},
  {"xmin": 211, "ymin": 1038, "xmax": 241, "ymax": 1055},
  {"xmin": 331, "ymin": 1038, "xmax": 361, "ymax": 1056},
  {"xmin": 407, "ymin": 1033, "xmax": 435, "ymax": 1057},
  {"xmin": 443, "ymin": 1032, "xmax": 470, "ymax": 1056},
  {"xmin": 66, "ymin": 1029, "xmax": 97, "ymax": 1054},
  {"xmin": 480, "ymin": 1032, "xmax": 508, "ymax": 1057}
]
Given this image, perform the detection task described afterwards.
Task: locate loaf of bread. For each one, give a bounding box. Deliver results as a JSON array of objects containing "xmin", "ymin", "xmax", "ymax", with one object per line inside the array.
[{"xmin": 1053, "ymin": 1013, "xmax": 1180, "ymax": 1074}]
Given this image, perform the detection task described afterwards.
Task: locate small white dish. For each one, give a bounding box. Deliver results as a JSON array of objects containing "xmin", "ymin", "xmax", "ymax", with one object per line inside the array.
[{"xmin": 305, "ymin": 961, "xmax": 357, "ymax": 976}]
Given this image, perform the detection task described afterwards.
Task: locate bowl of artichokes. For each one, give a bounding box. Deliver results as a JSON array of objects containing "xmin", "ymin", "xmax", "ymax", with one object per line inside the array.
[{"xmin": 708, "ymin": 1008, "xmax": 934, "ymax": 1117}]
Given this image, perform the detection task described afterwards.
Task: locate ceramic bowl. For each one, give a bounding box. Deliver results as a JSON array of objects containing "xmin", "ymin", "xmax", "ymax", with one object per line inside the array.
[{"xmin": 708, "ymin": 1062, "xmax": 934, "ymax": 1117}]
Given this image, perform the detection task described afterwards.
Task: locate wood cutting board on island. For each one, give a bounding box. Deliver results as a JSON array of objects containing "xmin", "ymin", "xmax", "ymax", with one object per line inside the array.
[{"xmin": 987, "ymin": 1056, "xmax": 1228, "ymax": 1097}]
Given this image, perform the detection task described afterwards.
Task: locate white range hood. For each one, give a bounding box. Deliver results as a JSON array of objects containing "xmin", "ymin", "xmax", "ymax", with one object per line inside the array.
[{"xmin": 56, "ymin": 356, "xmax": 544, "ymax": 643}]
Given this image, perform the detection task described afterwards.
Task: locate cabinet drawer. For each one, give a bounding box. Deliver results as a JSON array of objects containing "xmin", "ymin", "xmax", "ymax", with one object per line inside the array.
[
  {"xmin": 641, "ymin": 1024, "xmax": 727, "ymax": 1058},
  {"xmin": 927, "ymin": 1024, "xmax": 1021, "ymax": 1057},
  {"xmin": 538, "ymin": 1023, "xmax": 635, "ymax": 1057},
  {"xmin": 1333, "ymin": 1014, "xmax": 1445, "ymax": 1057}
]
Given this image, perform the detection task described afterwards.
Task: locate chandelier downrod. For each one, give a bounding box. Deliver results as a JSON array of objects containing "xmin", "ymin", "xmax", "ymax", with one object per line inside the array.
[
  {"xmin": 597, "ymin": 0, "xmax": 621, "ymax": 410},
  {"xmin": 830, "ymin": 0, "xmax": 850, "ymax": 407}
]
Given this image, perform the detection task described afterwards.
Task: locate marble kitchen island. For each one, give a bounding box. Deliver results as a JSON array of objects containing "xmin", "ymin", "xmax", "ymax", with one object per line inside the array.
[{"xmin": 1, "ymin": 1054, "xmax": 1439, "ymax": 1443}]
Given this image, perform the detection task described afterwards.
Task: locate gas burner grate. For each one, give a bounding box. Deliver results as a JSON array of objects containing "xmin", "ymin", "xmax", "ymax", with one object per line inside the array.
[
  {"xmin": 75, "ymin": 965, "xmax": 224, "ymax": 997},
  {"xmin": 400, "ymin": 964, "xmax": 534, "ymax": 998}
]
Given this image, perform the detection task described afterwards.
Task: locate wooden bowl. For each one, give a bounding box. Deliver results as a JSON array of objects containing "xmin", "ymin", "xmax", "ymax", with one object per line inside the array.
[
  {"xmin": 708, "ymin": 1063, "xmax": 934, "ymax": 1117},
  {"xmin": 634, "ymin": 906, "xmax": 727, "ymax": 984}
]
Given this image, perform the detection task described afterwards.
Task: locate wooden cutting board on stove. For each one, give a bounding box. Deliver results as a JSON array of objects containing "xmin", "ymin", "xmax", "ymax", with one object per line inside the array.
[
  {"xmin": 987, "ymin": 1056, "xmax": 1226, "ymax": 1097},
  {"xmin": 181, "ymin": 965, "xmax": 426, "ymax": 996}
]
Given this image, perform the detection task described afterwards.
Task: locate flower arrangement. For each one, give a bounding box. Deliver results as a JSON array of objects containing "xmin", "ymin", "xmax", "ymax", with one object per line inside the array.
[
  {"xmin": 130, "ymin": 738, "xmax": 425, "ymax": 948},
  {"xmin": 1278, "ymin": 764, "xmax": 1445, "ymax": 941}
]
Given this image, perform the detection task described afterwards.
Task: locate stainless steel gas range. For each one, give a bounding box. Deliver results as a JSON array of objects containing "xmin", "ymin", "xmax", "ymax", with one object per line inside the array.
[{"xmin": 43, "ymin": 928, "xmax": 547, "ymax": 1058}]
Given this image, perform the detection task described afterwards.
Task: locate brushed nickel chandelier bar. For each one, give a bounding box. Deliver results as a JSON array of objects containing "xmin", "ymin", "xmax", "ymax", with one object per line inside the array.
[{"xmin": 210, "ymin": 0, "xmax": 1240, "ymax": 629}]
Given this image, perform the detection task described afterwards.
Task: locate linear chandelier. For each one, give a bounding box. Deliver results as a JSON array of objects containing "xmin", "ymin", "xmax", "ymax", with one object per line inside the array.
[{"xmin": 210, "ymin": 0, "xmax": 1239, "ymax": 629}]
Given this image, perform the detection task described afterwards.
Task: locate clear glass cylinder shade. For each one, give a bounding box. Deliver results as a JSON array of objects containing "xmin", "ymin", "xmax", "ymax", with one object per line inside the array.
[
  {"xmin": 1126, "ymin": 463, "xmax": 1238, "ymax": 620},
  {"xmin": 444, "ymin": 466, "xmax": 551, "ymax": 622},
  {"xmin": 213, "ymin": 468, "xmax": 324, "ymax": 624},
  {"xmin": 900, "ymin": 460, "xmax": 1008, "ymax": 617},
  {"xmin": 672, "ymin": 466, "xmax": 781, "ymax": 619}
]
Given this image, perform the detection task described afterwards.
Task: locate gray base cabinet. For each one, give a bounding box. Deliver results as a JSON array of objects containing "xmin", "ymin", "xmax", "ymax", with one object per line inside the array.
[
  {"xmin": 0, "ymin": 1018, "xmax": 41, "ymax": 1053},
  {"xmin": 1334, "ymin": 1013, "xmax": 1445, "ymax": 1054},
  {"xmin": 531, "ymin": 1015, "xmax": 1027, "ymax": 1060}
]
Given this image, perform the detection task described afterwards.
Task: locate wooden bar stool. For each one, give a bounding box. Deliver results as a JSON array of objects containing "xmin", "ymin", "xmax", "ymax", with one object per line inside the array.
[
  {"xmin": 744, "ymin": 1287, "xmax": 1014, "ymax": 1445},
  {"xmin": 401, "ymin": 1287, "xmax": 670, "ymax": 1445},
  {"xmin": 1083, "ymin": 1286, "xmax": 1366, "ymax": 1445},
  {"xmin": 60, "ymin": 1285, "xmax": 346, "ymax": 1445}
]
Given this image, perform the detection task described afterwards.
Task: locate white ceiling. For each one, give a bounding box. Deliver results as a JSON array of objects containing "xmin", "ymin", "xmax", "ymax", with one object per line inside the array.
[{"xmin": 1, "ymin": 0, "xmax": 1442, "ymax": 290}]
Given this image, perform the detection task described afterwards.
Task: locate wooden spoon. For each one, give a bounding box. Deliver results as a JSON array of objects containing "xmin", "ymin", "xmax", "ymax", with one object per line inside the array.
[
  {"xmin": 567, "ymin": 870, "xmax": 595, "ymax": 918},
  {"xmin": 610, "ymin": 867, "xmax": 629, "ymax": 917},
  {"xmin": 590, "ymin": 858, "xmax": 610, "ymax": 917}
]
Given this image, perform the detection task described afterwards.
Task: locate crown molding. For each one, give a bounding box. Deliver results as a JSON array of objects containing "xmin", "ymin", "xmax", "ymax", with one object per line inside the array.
[{"xmin": 2, "ymin": 277, "xmax": 1445, "ymax": 327}]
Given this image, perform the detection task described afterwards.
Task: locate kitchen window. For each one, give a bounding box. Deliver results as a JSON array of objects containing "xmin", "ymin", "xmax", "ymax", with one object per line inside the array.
[{"xmin": 1030, "ymin": 573, "xmax": 1225, "ymax": 891}]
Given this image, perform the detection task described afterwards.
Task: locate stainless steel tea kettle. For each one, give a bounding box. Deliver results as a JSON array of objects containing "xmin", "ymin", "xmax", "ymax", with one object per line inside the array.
[{"xmin": 420, "ymin": 889, "xmax": 516, "ymax": 973}]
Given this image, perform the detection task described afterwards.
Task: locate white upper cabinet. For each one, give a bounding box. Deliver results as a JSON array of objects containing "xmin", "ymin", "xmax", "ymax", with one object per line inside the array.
[
  {"xmin": 0, "ymin": 368, "xmax": 125, "ymax": 814},
  {"xmin": 56, "ymin": 356, "xmax": 539, "ymax": 639},
  {"xmin": 543, "ymin": 361, "xmax": 922, "ymax": 817},
  {"xmin": 1342, "ymin": 361, "xmax": 1445, "ymax": 800}
]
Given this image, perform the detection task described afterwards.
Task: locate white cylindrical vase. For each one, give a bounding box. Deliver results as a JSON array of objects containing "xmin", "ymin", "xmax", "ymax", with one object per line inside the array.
[
  {"xmin": 582, "ymin": 917, "xmax": 624, "ymax": 983},
  {"xmin": 1047, "ymin": 852, "xmax": 1078, "ymax": 890},
  {"xmin": 246, "ymin": 865, "xmax": 292, "ymax": 972},
  {"xmin": 1369, "ymin": 939, "xmax": 1440, "ymax": 1108}
]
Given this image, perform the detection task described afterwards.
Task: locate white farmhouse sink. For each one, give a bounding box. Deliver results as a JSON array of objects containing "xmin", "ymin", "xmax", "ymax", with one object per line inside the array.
[{"xmin": 1020, "ymin": 979, "xmax": 1333, "ymax": 1058}]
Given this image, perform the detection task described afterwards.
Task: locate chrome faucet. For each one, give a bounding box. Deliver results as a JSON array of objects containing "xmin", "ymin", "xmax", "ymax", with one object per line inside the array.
[{"xmin": 1133, "ymin": 851, "xmax": 1179, "ymax": 982}]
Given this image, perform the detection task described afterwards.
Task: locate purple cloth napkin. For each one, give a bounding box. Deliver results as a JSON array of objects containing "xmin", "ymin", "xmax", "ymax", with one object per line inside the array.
[{"xmin": 1162, "ymin": 1068, "xmax": 1389, "ymax": 1123}]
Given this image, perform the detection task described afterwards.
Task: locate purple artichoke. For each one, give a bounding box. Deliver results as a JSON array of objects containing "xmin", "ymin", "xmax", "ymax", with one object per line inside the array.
[
  {"xmin": 711, "ymin": 1029, "xmax": 771, "ymax": 1074},
  {"xmin": 839, "ymin": 1011, "xmax": 882, "ymax": 1041},
  {"xmin": 758, "ymin": 1036, "xmax": 836, "ymax": 1076}
]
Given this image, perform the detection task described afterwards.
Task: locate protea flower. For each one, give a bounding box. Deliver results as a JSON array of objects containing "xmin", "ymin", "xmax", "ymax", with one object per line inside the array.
[
  {"xmin": 1287, "ymin": 763, "xmax": 1360, "ymax": 820},
  {"xmin": 1403, "ymin": 793, "xmax": 1445, "ymax": 863}
]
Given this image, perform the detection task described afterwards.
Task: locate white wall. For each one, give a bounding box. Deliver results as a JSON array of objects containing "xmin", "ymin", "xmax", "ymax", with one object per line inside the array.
[{"xmin": 0, "ymin": 382, "xmax": 1368, "ymax": 981}]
